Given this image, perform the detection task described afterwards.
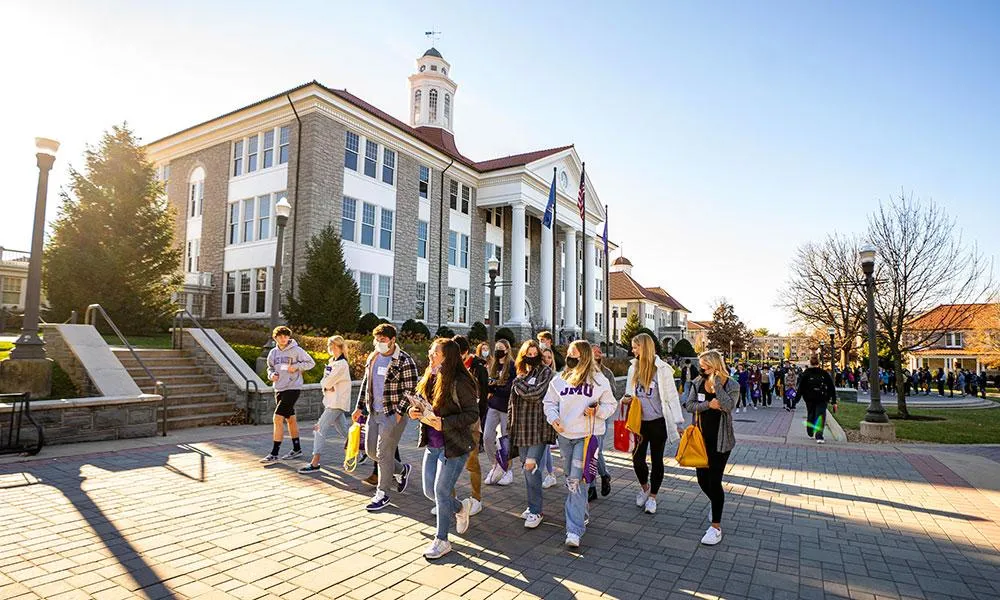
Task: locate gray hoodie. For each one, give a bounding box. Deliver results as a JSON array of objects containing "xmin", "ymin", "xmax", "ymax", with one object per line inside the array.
[{"xmin": 266, "ymin": 339, "xmax": 316, "ymax": 392}]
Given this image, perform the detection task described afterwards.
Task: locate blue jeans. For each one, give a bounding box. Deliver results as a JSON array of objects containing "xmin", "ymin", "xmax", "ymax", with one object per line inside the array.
[
  {"xmin": 557, "ymin": 435, "xmax": 588, "ymax": 537},
  {"xmin": 543, "ymin": 445, "xmax": 554, "ymax": 474},
  {"xmin": 422, "ymin": 446, "xmax": 469, "ymax": 541},
  {"xmin": 521, "ymin": 444, "xmax": 548, "ymax": 515}
]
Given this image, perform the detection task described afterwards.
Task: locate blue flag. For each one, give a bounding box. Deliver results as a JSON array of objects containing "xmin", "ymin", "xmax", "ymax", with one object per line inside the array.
[
  {"xmin": 602, "ymin": 214, "xmax": 608, "ymax": 256},
  {"xmin": 543, "ymin": 170, "xmax": 556, "ymax": 228}
]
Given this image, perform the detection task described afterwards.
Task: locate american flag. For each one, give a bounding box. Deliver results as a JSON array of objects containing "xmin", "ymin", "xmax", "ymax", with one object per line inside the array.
[{"xmin": 577, "ymin": 162, "xmax": 586, "ymax": 221}]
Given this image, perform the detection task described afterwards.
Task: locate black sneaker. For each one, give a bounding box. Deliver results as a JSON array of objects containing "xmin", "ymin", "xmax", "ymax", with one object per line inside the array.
[
  {"xmin": 588, "ymin": 486, "xmax": 598, "ymax": 502},
  {"xmin": 297, "ymin": 463, "xmax": 322, "ymax": 474},
  {"xmin": 396, "ymin": 463, "xmax": 412, "ymax": 493},
  {"xmin": 601, "ymin": 474, "xmax": 611, "ymax": 497},
  {"xmin": 357, "ymin": 453, "xmax": 368, "ymax": 466}
]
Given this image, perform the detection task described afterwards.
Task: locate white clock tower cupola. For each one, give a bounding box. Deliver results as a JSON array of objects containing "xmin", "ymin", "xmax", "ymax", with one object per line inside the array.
[{"xmin": 408, "ymin": 47, "xmax": 458, "ymax": 131}]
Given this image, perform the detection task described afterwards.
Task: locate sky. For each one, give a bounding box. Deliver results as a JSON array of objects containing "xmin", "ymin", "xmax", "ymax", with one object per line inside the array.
[{"xmin": 2, "ymin": 0, "xmax": 998, "ymax": 333}]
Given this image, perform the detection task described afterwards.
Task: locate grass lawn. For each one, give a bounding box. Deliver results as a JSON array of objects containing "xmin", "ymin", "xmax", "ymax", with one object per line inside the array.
[
  {"xmin": 835, "ymin": 399, "xmax": 1000, "ymax": 444},
  {"xmin": 101, "ymin": 333, "xmax": 174, "ymax": 349}
]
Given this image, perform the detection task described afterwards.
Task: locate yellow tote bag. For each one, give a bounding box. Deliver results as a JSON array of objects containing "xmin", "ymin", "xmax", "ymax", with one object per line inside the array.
[
  {"xmin": 675, "ymin": 413, "xmax": 709, "ymax": 468},
  {"xmin": 625, "ymin": 395, "xmax": 643, "ymax": 435},
  {"xmin": 343, "ymin": 422, "xmax": 362, "ymax": 472}
]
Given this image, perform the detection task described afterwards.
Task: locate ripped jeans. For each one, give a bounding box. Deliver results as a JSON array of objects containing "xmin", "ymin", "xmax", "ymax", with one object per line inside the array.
[{"xmin": 556, "ymin": 434, "xmax": 589, "ymax": 537}]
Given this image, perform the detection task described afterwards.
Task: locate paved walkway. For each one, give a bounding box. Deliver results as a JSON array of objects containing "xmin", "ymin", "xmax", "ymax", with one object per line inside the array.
[{"xmin": 1, "ymin": 404, "xmax": 999, "ymax": 600}]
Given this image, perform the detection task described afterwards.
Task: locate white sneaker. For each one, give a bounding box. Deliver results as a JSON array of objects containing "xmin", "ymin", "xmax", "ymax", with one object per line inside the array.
[
  {"xmin": 636, "ymin": 489, "xmax": 649, "ymax": 507},
  {"xmin": 565, "ymin": 533, "xmax": 581, "ymax": 548},
  {"xmin": 431, "ymin": 506, "xmax": 438, "ymax": 516},
  {"xmin": 644, "ymin": 497, "xmax": 657, "ymax": 514},
  {"xmin": 520, "ymin": 507, "xmax": 532, "ymax": 519},
  {"xmin": 456, "ymin": 498, "xmax": 472, "ymax": 534},
  {"xmin": 484, "ymin": 464, "xmax": 500, "ymax": 485},
  {"xmin": 524, "ymin": 513, "xmax": 543, "ymax": 529},
  {"xmin": 735, "ymin": 408, "xmax": 741, "ymax": 414},
  {"xmin": 468, "ymin": 498, "xmax": 483, "ymax": 516},
  {"xmin": 542, "ymin": 473, "xmax": 558, "ymax": 489},
  {"xmin": 423, "ymin": 538, "xmax": 452, "ymax": 559},
  {"xmin": 817, "ymin": 439, "xmax": 825, "ymax": 445},
  {"xmin": 497, "ymin": 470, "xmax": 514, "ymax": 486},
  {"xmin": 701, "ymin": 526, "xmax": 723, "ymax": 546},
  {"xmin": 753, "ymin": 405, "xmax": 758, "ymax": 410}
]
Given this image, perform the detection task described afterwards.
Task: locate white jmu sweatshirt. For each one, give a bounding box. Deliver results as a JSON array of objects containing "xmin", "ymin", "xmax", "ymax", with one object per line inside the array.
[{"xmin": 543, "ymin": 371, "xmax": 617, "ymax": 440}]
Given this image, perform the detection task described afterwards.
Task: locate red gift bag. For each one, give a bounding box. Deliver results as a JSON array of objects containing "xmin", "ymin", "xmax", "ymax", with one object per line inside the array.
[{"xmin": 613, "ymin": 404, "xmax": 634, "ymax": 453}]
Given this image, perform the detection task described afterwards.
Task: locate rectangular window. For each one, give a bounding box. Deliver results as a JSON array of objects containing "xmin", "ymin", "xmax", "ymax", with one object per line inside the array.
[
  {"xmin": 255, "ymin": 268, "xmax": 267, "ymax": 313},
  {"xmin": 447, "ymin": 287, "xmax": 456, "ymax": 322},
  {"xmin": 458, "ymin": 289, "xmax": 468, "ymax": 324},
  {"xmin": 448, "ymin": 231, "xmax": 458, "ymax": 266},
  {"xmin": 278, "ymin": 126, "xmax": 290, "ymax": 164},
  {"xmin": 377, "ymin": 275, "xmax": 391, "ymax": 317},
  {"xmin": 379, "ymin": 208, "xmax": 393, "ymax": 251},
  {"xmin": 186, "ymin": 241, "xmax": 194, "ymax": 272},
  {"xmin": 460, "ymin": 234, "xmax": 469, "ymax": 268},
  {"xmin": 225, "ymin": 272, "xmax": 236, "ymax": 314},
  {"xmin": 1, "ymin": 277, "xmax": 21, "ymax": 305},
  {"xmin": 417, "ymin": 220, "xmax": 428, "ymax": 259},
  {"xmin": 419, "ymin": 165, "xmax": 430, "ymax": 199},
  {"xmin": 494, "ymin": 208, "xmax": 502, "ymax": 227},
  {"xmin": 415, "ymin": 282, "xmax": 427, "ymax": 320},
  {"xmin": 232, "ymin": 140, "xmax": 243, "ymax": 177},
  {"xmin": 242, "ymin": 198, "xmax": 255, "ymax": 243},
  {"xmin": 364, "ymin": 140, "xmax": 378, "ymax": 178},
  {"xmin": 449, "ymin": 180, "xmax": 458, "ymax": 210},
  {"xmin": 359, "ymin": 273, "xmax": 373, "ymax": 314},
  {"xmin": 341, "ymin": 197, "xmax": 357, "ymax": 242},
  {"xmin": 257, "ymin": 195, "xmax": 271, "ymax": 239},
  {"xmin": 525, "ymin": 255, "xmax": 530, "ymax": 284},
  {"xmin": 262, "ymin": 129, "xmax": 274, "ymax": 169},
  {"xmin": 189, "ymin": 182, "xmax": 198, "ymax": 217},
  {"xmin": 382, "ymin": 148, "xmax": 395, "ymax": 185},
  {"xmin": 228, "ymin": 203, "xmax": 239, "ymax": 245},
  {"xmin": 247, "ymin": 135, "xmax": 258, "ymax": 173},
  {"xmin": 344, "ymin": 131, "xmax": 359, "ymax": 170},
  {"xmin": 596, "ymin": 278, "xmax": 602, "ymax": 301},
  {"xmin": 461, "ymin": 185, "xmax": 470, "ymax": 214},
  {"xmin": 239, "ymin": 270, "xmax": 251, "ymax": 313},
  {"xmin": 361, "ymin": 203, "xmax": 376, "ymax": 246}
]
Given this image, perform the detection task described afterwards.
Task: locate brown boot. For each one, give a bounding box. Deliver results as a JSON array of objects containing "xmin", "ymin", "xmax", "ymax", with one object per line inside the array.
[{"xmin": 363, "ymin": 472, "xmax": 379, "ymax": 486}]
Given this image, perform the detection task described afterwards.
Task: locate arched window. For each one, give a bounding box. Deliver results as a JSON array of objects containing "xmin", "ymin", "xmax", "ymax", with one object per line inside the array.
[
  {"xmin": 413, "ymin": 90, "xmax": 422, "ymax": 122},
  {"xmin": 444, "ymin": 93, "xmax": 451, "ymax": 128},
  {"xmin": 428, "ymin": 89, "xmax": 438, "ymax": 122}
]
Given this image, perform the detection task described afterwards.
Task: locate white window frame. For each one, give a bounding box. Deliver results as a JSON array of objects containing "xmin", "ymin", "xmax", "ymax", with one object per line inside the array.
[
  {"xmin": 246, "ymin": 135, "xmax": 258, "ymax": 173},
  {"xmin": 417, "ymin": 220, "xmax": 428, "ymax": 259},
  {"xmin": 232, "ymin": 140, "xmax": 243, "ymax": 177},
  {"xmin": 345, "ymin": 131, "xmax": 359, "ymax": 171},
  {"xmin": 449, "ymin": 180, "xmax": 458, "ymax": 210},
  {"xmin": 415, "ymin": 282, "xmax": 427, "ymax": 321},
  {"xmin": 361, "ymin": 202, "xmax": 377, "ymax": 247},
  {"xmin": 262, "ymin": 129, "xmax": 275, "ymax": 169},
  {"xmin": 377, "ymin": 275, "xmax": 392, "ymax": 318},
  {"xmin": 448, "ymin": 231, "xmax": 458, "ymax": 266},
  {"xmin": 419, "ymin": 165, "xmax": 430, "ymax": 199},
  {"xmin": 279, "ymin": 126, "xmax": 290, "ymax": 165},
  {"xmin": 379, "ymin": 208, "xmax": 394, "ymax": 251},
  {"xmin": 242, "ymin": 198, "xmax": 255, "ymax": 243},
  {"xmin": 461, "ymin": 184, "xmax": 470, "ymax": 214},
  {"xmin": 359, "ymin": 272, "xmax": 373, "ymax": 314},
  {"xmin": 460, "ymin": 234, "xmax": 469, "ymax": 268},
  {"xmin": 382, "ymin": 148, "xmax": 395, "ymax": 185},
  {"xmin": 429, "ymin": 89, "xmax": 438, "ymax": 122},
  {"xmin": 363, "ymin": 140, "xmax": 378, "ymax": 178},
  {"xmin": 257, "ymin": 194, "xmax": 272, "ymax": 240},
  {"xmin": 342, "ymin": 197, "xmax": 357, "ymax": 242}
]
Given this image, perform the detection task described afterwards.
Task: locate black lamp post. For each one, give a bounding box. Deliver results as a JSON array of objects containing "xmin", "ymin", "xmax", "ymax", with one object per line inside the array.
[
  {"xmin": 11, "ymin": 138, "xmax": 59, "ymax": 361},
  {"xmin": 258, "ymin": 197, "xmax": 292, "ymax": 369},
  {"xmin": 860, "ymin": 245, "xmax": 888, "ymax": 423},
  {"xmin": 612, "ymin": 307, "xmax": 619, "ymax": 358},
  {"xmin": 487, "ymin": 256, "xmax": 499, "ymax": 345},
  {"xmin": 827, "ymin": 326, "xmax": 837, "ymax": 379}
]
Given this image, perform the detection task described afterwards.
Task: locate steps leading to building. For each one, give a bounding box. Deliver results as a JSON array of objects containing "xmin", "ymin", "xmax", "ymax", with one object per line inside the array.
[{"xmin": 112, "ymin": 348, "xmax": 238, "ymax": 429}]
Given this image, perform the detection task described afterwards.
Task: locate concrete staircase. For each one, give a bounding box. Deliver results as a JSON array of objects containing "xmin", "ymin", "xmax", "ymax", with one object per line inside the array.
[{"xmin": 112, "ymin": 348, "xmax": 238, "ymax": 429}]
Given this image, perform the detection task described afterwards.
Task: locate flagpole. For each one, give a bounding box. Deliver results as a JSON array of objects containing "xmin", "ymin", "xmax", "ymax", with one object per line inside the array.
[
  {"xmin": 580, "ymin": 162, "xmax": 587, "ymax": 341},
  {"xmin": 604, "ymin": 203, "xmax": 610, "ymax": 350},
  {"xmin": 551, "ymin": 167, "xmax": 558, "ymax": 336}
]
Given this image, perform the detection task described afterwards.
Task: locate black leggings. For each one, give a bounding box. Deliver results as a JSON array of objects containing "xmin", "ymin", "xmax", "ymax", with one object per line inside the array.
[
  {"xmin": 696, "ymin": 450, "xmax": 731, "ymax": 524},
  {"xmin": 633, "ymin": 417, "xmax": 667, "ymax": 495}
]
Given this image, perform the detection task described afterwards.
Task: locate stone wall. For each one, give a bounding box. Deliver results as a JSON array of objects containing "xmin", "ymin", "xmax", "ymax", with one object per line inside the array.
[
  {"xmin": 41, "ymin": 325, "xmax": 95, "ymax": 397},
  {"xmin": 2, "ymin": 396, "xmax": 160, "ymax": 446}
]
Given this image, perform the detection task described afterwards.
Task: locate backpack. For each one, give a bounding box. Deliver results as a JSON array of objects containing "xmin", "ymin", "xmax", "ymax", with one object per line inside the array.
[{"xmin": 804, "ymin": 369, "xmax": 832, "ymax": 402}]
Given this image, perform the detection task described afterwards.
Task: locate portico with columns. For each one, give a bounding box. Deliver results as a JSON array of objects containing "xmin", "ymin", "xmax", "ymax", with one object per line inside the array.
[{"xmin": 477, "ymin": 148, "xmax": 607, "ymax": 342}]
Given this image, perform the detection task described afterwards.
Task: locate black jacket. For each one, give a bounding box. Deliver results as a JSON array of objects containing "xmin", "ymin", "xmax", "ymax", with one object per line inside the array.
[
  {"xmin": 794, "ymin": 367, "xmax": 836, "ymax": 405},
  {"xmin": 416, "ymin": 374, "xmax": 481, "ymax": 459},
  {"xmin": 467, "ymin": 355, "xmax": 490, "ymax": 415}
]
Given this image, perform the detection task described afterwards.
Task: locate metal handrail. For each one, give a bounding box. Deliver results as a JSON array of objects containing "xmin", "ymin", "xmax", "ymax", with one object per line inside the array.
[
  {"xmin": 0, "ymin": 393, "xmax": 44, "ymax": 456},
  {"xmin": 172, "ymin": 309, "xmax": 260, "ymax": 424},
  {"xmin": 84, "ymin": 304, "xmax": 169, "ymax": 436}
]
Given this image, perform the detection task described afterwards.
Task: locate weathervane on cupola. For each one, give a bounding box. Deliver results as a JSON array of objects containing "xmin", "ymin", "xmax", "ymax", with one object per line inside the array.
[{"xmin": 409, "ymin": 29, "xmax": 457, "ymax": 132}]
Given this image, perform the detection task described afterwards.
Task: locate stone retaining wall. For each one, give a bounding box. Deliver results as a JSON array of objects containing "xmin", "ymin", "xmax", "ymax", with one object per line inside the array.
[
  {"xmin": 40, "ymin": 325, "xmax": 96, "ymax": 396},
  {"xmin": 1, "ymin": 395, "xmax": 161, "ymax": 446}
]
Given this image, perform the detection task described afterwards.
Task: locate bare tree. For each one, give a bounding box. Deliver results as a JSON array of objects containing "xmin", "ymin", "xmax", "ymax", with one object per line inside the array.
[
  {"xmin": 868, "ymin": 192, "xmax": 995, "ymax": 417},
  {"xmin": 780, "ymin": 233, "xmax": 868, "ymax": 368}
]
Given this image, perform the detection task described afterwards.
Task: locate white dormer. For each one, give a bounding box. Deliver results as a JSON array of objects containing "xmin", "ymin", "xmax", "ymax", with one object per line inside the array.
[{"xmin": 408, "ymin": 47, "xmax": 458, "ymax": 131}]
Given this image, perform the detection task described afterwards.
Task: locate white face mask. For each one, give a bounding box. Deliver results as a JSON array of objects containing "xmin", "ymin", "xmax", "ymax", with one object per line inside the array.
[
  {"xmin": 481, "ymin": 350, "xmax": 490, "ymax": 358},
  {"xmin": 539, "ymin": 342, "xmax": 550, "ymax": 350},
  {"xmin": 375, "ymin": 341, "xmax": 390, "ymax": 354}
]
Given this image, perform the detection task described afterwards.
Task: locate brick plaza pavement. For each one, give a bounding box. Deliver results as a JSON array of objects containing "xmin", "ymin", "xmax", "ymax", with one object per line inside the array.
[{"xmin": 1, "ymin": 404, "xmax": 999, "ymax": 600}]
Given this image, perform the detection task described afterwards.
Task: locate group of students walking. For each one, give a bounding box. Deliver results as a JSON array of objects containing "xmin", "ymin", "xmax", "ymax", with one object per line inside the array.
[{"xmin": 262, "ymin": 324, "xmax": 737, "ymax": 560}]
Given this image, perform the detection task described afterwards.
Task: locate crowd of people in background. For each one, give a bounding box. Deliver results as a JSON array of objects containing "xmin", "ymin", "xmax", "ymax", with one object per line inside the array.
[{"xmin": 832, "ymin": 364, "xmax": 997, "ymax": 399}]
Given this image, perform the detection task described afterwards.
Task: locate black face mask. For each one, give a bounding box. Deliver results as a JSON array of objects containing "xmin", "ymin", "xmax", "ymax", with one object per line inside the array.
[
  {"xmin": 565, "ymin": 357, "xmax": 580, "ymax": 369},
  {"xmin": 494, "ymin": 349, "xmax": 507, "ymax": 359},
  {"xmin": 524, "ymin": 355, "xmax": 541, "ymax": 368}
]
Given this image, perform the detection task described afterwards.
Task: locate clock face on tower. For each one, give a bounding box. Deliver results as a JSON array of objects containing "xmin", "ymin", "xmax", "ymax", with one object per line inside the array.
[{"xmin": 559, "ymin": 170, "xmax": 569, "ymax": 191}]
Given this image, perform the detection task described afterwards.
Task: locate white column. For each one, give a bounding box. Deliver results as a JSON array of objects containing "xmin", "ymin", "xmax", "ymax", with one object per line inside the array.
[
  {"xmin": 563, "ymin": 227, "xmax": 578, "ymax": 333},
  {"xmin": 584, "ymin": 232, "xmax": 596, "ymax": 338},
  {"xmin": 509, "ymin": 202, "xmax": 528, "ymax": 325},
  {"xmin": 540, "ymin": 216, "xmax": 553, "ymax": 329}
]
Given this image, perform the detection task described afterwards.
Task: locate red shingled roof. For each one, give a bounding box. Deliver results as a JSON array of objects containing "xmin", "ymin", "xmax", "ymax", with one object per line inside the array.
[
  {"xmin": 475, "ymin": 146, "xmax": 574, "ymax": 172},
  {"xmin": 908, "ymin": 303, "xmax": 998, "ymax": 331},
  {"xmin": 610, "ymin": 272, "xmax": 688, "ymax": 313},
  {"xmin": 647, "ymin": 286, "xmax": 690, "ymax": 312}
]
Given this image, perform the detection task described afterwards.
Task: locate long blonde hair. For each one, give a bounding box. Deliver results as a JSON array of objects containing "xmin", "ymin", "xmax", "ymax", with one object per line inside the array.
[
  {"xmin": 699, "ymin": 349, "xmax": 729, "ymax": 384},
  {"xmin": 632, "ymin": 333, "xmax": 657, "ymax": 391},
  {"xmin": 564, "ymin": 340, "xmax": 599, "ymax": 387}
]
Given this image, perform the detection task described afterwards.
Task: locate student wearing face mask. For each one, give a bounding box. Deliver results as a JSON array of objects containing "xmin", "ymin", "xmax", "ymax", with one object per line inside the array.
[
  {"xmin": 476, "ymin": 343, "xmax": 491, "ymax": 362},
  {"xmin": 508, "ymin": 340, "xmax": 556, "ymax": 528},
  {"xmin": 543, "ymin": 341, "xmax": 617, "ymax": 548},
  {"xmin": 682, "ymin": 349, "xmax": 738, "ymax": 545},
  {"xmin": 408, "ymin": 338, "xmax": 481, "ymax": 560},
  {"xmin": 484, "ymin": 338, "xmax": 516, "ymax": 485},
  {"xmin": 623, "ymin": 333, "xmax": 685, "ymax": 515},
  {"xmin": 536, "ymin": 331, "xmax": 565, "ymax": 370}
]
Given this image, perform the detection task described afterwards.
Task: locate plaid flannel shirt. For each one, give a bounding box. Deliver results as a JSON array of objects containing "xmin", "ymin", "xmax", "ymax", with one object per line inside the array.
[
  {"xmin": 508, "ymin": 365, "xmax": 556, "ymax": 454},
  {"xmin": 355, "ymin": 346, "xmax": 420, "ymax": 417}
]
